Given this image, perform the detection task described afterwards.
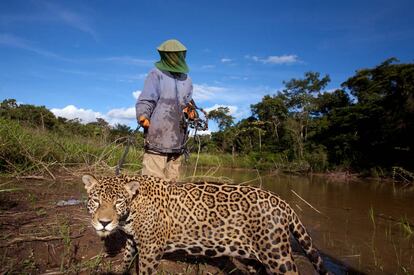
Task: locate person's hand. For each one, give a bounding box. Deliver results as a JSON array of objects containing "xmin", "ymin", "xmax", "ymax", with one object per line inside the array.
[
  {"xmin": 139, "ymin": 115, "xmax": 150, "ymax": 129},
  {"xmin": 183, "ymin": 106, "xmax": 196, "ymax": 120}
]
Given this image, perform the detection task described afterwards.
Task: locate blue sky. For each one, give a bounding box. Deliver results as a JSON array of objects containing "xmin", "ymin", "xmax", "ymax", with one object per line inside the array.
[{"xmin": 1, "ymin": 0, "xmax": 413, "ymax": 130}]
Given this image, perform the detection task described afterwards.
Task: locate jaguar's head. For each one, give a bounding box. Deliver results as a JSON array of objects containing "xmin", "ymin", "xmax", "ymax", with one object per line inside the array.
[{"xmin": 82, "ymin": 174, "xmax": 139, "ymax": 238}]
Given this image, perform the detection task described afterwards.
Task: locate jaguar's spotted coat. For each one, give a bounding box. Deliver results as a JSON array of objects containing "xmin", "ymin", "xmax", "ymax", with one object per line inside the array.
[{"xmin": 82, "ymin": 174, "xmax": 328, "ymax": 275}]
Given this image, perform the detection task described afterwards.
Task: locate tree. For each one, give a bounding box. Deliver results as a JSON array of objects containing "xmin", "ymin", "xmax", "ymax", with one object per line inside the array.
[
  {"xmin": 110, "ymin": 123, "xmax": 133, "ymax": 142},
  {"xmin": 251, "ymin": 94, "xmax": 288, "ymax": 141},
  {"xmin": 0, "ymin": 99, "xmax": 57, "ymax": 130},
  {"xmin": 275, "ymin": 72, "xmax": 331, "ymax": 160},
  {"xmin": 0, "ymin": 98, "xmax": 18, "ymax": 109},
  {"xmin": 87, "ymin": 118, "xmax": 111, "ymax": 142},
  {"xmin": 207, "ymin": 107, "xmax": 234, "ymax": 131},
  {"xmin": 315, "ymin": 89, "xmax": 352, "ymax": 115},
  {"xmin": 282, "ymin": 72, "xmax": 331, "ymax": 144},
  {"xmin": 207, "ymin": 107, "xmax": 236, "ymax": 153},
  {"xmin": 283, "ymin": 72, "xmax": 331, "ymax": 111},
  {"xmin": 339, "ymin": 58, "xmax": 414, "ymax": 169}
]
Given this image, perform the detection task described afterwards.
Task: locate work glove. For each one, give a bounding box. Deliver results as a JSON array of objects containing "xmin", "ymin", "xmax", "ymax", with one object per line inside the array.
[
  {"xmin": 139, "ymin": 115, "xmax": 150, "ymax": 129},
  {"xmin": 183, "ymin": 106, "xmax": 196, "ymax": 120}
]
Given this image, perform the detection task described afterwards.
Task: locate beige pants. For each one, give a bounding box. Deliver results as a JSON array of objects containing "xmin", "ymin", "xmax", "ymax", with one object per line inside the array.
[{"xmin": 141, "ymin": 152, "xmax": 182, "ymax": 181}]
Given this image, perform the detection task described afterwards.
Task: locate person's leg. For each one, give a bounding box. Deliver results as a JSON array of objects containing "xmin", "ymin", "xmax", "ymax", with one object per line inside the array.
[
  {"xmin": 165, "ymin": 154, "xmax": 182, "ymax": 181},
  {"xmin": 141, "ymin": 152, "xmax": 167, "ymax": 179}
]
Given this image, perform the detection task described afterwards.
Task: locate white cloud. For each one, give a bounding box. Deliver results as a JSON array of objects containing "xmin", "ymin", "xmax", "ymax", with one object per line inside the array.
[
  {"xmin": 107, "ymin": 107, "xmax": 135, "ymax": 119},
  {"xmin": 51, "ymin": 105, "xmax": 102, "ymax": 123},
  {"xmin": 221, "ymin": 58, "xmax": 232, "ymax": 63},
  {"xmin": 51, "ymin": 92, "xmax": 140, "ymax": 127},
  {"xmin": 204, "ymin": 104, "xmax": 238, "ymax": 115},
  {"xmin": 245, "ymin": 54, "xmax": 299, "ymax": 64},
  {"xmin": 51, "ymin": 104, "xmax": 137, "ymax": 126},
  {"xmin": 132, "ymin": 90, "xmax": 142, "ymax": 99},
  {"xmin": 50, "ymin": 83, "xmax": 271, "ymax": 129},
  {"xmin": 263, "ymin": 55, "xmax": 299, "ymax": 64},
  {"xmin": 189, "ymin": 129, "xmax": 211, "ymax": 136},
  {"xmin": 193, "ymin": 83, "xmax": 273, "ymax": 107},
  {"xmin": 193, "ymin": 84, "xmax": 228, "ymax": 101}
]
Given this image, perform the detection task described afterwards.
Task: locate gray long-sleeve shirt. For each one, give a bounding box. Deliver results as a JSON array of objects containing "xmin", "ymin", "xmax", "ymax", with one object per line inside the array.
[{"xmin": 135, "ymin": 68, "xmax": 193, "ymax": 154}]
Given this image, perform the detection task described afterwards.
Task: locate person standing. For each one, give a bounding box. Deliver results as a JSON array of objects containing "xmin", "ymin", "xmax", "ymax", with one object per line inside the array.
[{"xmin": 135, "ymin": 39, "xmax": 195, "ymax": 181}]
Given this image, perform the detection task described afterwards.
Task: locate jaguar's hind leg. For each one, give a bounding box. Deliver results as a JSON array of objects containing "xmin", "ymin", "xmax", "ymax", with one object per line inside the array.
[{"xmin": 258, "ymin": 241, "xmax": 298, "ymax": 275}]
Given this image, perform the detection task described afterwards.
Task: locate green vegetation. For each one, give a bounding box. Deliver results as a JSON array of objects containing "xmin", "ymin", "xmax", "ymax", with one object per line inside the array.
[
  {"xmin": 0, "ymin": 115, "xmax": 143, "ymax": 176},
  {"xmin": 202, "ymin": 58, "xmax": 414, "ymax": 176},
  {"xmin": 398, "ymin": 216, "xmax": 413, "ymax": 236},
  {"xmin": 1, "ymin": 58, "xmax": 413, "ymax": 177}
]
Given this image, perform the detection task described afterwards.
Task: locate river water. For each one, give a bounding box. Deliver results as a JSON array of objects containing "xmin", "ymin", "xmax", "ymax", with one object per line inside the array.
[{"xmin": 183, "ymin": 167, "xmax": 414, "ymax": 275}]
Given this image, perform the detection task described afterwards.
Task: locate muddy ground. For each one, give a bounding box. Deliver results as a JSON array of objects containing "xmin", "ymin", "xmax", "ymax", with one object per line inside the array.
[{"xmin": 0, "ymin": 176, "xmax": 345, "ymax": 274}]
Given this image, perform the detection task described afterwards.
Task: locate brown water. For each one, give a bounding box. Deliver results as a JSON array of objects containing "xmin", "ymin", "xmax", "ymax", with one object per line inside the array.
[{"xmin": 183, "ymin": 167, "xmax": 414, "ymax": 275}]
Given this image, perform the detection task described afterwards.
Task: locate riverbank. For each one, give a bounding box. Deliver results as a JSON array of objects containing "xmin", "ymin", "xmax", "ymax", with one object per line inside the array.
[
  {"xmin": 2, "ymin": 170, "xmax": 412, "ymax": 274},
  {"xmin": 0, "ymin": 174, "xmax": 339, "ymax": 274}
]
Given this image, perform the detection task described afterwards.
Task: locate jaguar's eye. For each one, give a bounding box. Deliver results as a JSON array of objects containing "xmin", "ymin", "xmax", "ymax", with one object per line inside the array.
[{"xmin": 87, "ymin": 200, "xmax": 99, "ymax": 213}]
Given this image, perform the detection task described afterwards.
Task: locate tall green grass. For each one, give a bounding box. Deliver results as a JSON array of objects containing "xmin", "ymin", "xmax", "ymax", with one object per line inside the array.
[
  {"xmin": 1, "ymin": 117, "xmax": 325, "ymax": 176},
  {"xmin": 0, "ymin": 118, "xmax": 143, "ymax": 175},
  {"xmin": 188, "ymin": 151, "xmax": 314, "ymax": 172}
]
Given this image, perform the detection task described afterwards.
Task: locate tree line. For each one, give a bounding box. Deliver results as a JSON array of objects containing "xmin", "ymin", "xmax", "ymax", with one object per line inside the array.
[
  {"xmin": 0, "ymin": 98, "xmax": 137, "ymax": 144},
  {"xmin": 1, "ymin": 58, "xmax": 413, "ymax": 174},
  {"xmin": 206, "ymin": 58, "xmax": 413, "ymax": 173}
]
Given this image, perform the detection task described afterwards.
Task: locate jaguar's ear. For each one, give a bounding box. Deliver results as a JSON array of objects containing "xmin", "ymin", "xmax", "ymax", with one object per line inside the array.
[
  {"xmin": 82, "ymin": 174, "xmax": 99, "ymax": 193},
  {"xmin": 125, "ymin": 181, "xmax": 140, "ymax": 196}
]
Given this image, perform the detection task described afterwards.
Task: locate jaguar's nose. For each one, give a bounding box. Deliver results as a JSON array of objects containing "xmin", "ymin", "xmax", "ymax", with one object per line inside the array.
[{"xmin": 99, "ymin": 220, "xmax": 111, "ymax": 228}]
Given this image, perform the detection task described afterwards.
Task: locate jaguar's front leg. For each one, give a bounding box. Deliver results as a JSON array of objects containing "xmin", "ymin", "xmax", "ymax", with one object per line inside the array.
[
  {"xmin": 120, "ymin": 237, "xmax": 137, "ymax": 274},
  {"xmin": 137, "ymin": 245, "xmax": 164, "ymax": 275}
]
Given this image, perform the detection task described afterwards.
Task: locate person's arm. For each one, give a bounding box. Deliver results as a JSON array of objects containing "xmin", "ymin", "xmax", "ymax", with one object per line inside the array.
[{"xmin": 135, "ymin": 70, "xmax": 160, "ymax": 126}]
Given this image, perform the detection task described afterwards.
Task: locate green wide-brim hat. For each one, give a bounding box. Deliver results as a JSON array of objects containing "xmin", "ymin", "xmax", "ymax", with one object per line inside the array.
[
  {"xmin": 155, "ymin": 39, "xmax": 189, "ymax": 73},
  {"xmin": 157, "ymin": 39, "xmax": 187, "ymax": 52}
]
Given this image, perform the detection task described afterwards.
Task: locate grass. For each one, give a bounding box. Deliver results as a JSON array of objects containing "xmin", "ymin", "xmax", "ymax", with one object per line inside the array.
[
  {"xmin": 0, "ymin": 182, "xmax": 22, "ymax": 193},
  {"xmin": 369, "ymin": 206, "xmax": 376, "ymax": 230},
  {"xmin": 0, "ymin": 118, "xmax": 144, "ymax": 177},
  {"xmin": 1, "ymin": 249, "xmax": 38, "ymax": 274},
  {"xmin": 57, "ymin": 218, "xmax": 72, "ymax": 272},
  {"xmin": 74, "ymin": 252, "xmax": 106, "ymax": 274},
  {"xmin": 0, "ymin": 188, "xmax": 22, "ymax": 193},
  {"xmin": 187, "ymin": 151, "xmax": 313, "ymax": 172},
  {"xmin": 1, "ymin": 117, "xmax": 319, "ymax": 176},
  {"xmin": 364, "ymin": 206, "xmax": 414, "ymax": 274},
  {"xmin": 398, "ymin": 216, "xmax": 413, "ymax": 236}
]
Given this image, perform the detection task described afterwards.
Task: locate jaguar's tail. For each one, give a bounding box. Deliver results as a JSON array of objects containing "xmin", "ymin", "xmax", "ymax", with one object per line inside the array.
[{"xmin": 289, "ymin": 210, "xmax": 329, "ymax": 275}]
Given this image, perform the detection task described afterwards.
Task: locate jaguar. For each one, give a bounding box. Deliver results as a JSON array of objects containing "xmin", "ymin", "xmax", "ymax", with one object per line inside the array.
[{"xmin": 82, "ymin": 174, "xmax": 328, "ymax": 275}]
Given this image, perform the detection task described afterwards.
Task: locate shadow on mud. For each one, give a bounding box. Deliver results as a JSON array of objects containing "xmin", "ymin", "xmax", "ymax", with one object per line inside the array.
[{"xmin": 103, "ymin": 230, "xmax": 366, "ymax": 275}]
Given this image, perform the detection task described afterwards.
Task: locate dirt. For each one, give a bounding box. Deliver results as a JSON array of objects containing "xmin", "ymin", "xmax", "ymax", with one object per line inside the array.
[{"xmin": 0, "ymin": 176, "xmax": 333, "ymax": 274}]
